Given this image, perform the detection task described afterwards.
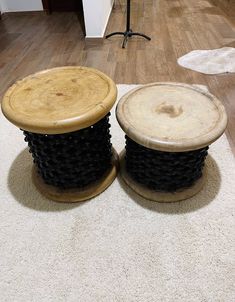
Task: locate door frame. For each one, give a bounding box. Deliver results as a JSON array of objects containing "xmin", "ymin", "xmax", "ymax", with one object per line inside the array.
[{"xmin": 42, "ymin": 0, "xmax": 52, "ymax": 14}]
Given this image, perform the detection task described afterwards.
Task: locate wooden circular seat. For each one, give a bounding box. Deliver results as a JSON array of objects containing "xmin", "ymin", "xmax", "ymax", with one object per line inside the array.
[
  {"xmin": 116, "ymin": 82, "xmax": 227, "ymax": 202},
  {"xmin": 2, "ymin": 66, "xmax": 118, "ymax": 202},
  {"xmin": 2, "ymin": 66, "xmax": 117, "ymax": 134}
]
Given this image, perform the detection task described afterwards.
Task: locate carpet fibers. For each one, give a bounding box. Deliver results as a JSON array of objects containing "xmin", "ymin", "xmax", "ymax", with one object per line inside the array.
[{"xmin": 0, "ymin": 85, "xmax": 234, "ymax": 302}]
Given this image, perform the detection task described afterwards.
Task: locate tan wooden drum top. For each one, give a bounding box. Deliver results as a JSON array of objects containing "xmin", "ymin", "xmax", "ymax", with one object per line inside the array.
[
  {"xmin": 2, "ymin": 66, "xmax": 117, "ymax": 134},
  {"xmin": 116, "ymin": 83, "xmax": 227, "ymax": 152}
]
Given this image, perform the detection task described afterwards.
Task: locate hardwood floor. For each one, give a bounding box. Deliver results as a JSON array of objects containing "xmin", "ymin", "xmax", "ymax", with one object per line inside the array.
[{"xmin": 0, "ymin": 0, "xmax": 235, "ymax": 153}]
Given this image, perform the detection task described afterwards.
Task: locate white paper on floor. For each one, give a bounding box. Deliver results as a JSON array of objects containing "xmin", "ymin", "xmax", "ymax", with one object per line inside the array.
[{"xmin": 178, "ymin": 47, "xmax": 235, "ymax": 74}]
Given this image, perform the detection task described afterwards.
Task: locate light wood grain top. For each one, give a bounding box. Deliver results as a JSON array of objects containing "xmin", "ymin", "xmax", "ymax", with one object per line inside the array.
[
  {"xmin": 116, "ymin": 83, "xmax": 227, "ymax": 152},
  {"xmin": 1, "ymin": 66, "xmax": 117, "ymax": 134}
]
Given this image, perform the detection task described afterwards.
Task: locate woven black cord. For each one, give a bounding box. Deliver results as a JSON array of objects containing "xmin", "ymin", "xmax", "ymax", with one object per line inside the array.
[
  {"xmin": 23, "ymin": 114, "xmax": 113, "ymax": 189},
  {"xmin": 125, "ymin": 136, "xmax": 208, "ymax": 192}
]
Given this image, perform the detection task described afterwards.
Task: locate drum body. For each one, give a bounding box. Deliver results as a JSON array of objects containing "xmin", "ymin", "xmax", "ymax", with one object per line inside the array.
[
  {"xmin": 2, "ymin": 66, "xmax": 118, "ymax": 202},
  {"xmin": 116, "ymin": 83, "xmax": 227, "ymax": 202}
]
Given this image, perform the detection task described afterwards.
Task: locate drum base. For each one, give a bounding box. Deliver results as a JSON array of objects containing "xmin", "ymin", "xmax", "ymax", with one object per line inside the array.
[
  {"xmin": 32, "ymin": 149, "xmax": 119, "ymax": 203},
  {"xmin": 120, "ymin": 151, "xmax": 206, "ymax": 203}
]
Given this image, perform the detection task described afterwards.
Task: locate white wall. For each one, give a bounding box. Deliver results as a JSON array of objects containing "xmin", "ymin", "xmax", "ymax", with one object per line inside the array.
[
  {"xmin": 83, "ymin": 0, "xmax": 114, "ymax": 38},
  {"xmin": 0, "ymin": 0, "xmax": 43, "ymax": 12}
]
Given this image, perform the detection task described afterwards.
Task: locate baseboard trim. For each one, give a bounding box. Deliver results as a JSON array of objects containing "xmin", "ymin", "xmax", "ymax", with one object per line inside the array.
[
  {"xmin": 85, "ymin": 37, "xmax": 104, "ymax": 44},
  {"xmin": 1, "ymin": 10, "xmax": 45, "ymax": 17}
]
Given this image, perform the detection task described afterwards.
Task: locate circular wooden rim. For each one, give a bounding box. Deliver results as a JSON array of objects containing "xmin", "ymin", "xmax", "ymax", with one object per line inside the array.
[
  {"xmin": 32, "ymin": 148, "xmax": 119, "ymax": 202},
  {"xmin": 2, "ymin": 66, "xmax": 117, "ymax": 134},
  {"xmin": 120, "ymin": 151, "xmax": 206, "ymax": 202},
  {"xmin": 116, "ymin": 82, "xmax": 227, "ymax": 152}
]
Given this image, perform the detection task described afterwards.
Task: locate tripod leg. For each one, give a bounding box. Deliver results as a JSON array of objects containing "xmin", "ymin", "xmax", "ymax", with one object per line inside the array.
[
  {"xmin": 122, "ymin": 35, "xmax": 129, "ymax": 48},
  {"xmin": 106, "ymin": 32, "xmax": 126, "ymax": 39},
  {"xmin": 131, "ymin": 33, "xmax": 151, "ymax": 41}
]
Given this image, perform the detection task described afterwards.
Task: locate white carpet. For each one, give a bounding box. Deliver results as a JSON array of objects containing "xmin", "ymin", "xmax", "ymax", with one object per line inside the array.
[
  {"xmin": 0, "ymin": 85, "xmax": 235, "ymax": 302},
  {"xmin": 178, "ymin": 47, "xmax": 235, "ymax": 74}
]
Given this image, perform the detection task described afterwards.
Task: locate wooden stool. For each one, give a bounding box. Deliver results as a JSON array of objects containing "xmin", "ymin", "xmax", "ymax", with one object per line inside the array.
[
  {"xmin": 116, "ymin": 83, "xmax": 227, "ymax": 202},
  {"xmin": 2, "ymin": 66, "xmax": 118, "ymax": 202}
]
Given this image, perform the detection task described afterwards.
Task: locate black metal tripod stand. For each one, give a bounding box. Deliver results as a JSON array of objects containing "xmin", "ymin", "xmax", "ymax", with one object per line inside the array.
[{"xmin": 106, "ymin": 0, "xmax": 151, "ymax": 48}]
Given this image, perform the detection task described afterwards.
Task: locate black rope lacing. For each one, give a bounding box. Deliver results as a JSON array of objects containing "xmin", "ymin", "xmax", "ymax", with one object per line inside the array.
[
  {"xmin": 23, "ymin": 114, "xmax": 113, "ymax": 189},
  {"xmin": 125, "ymin": 136, "xmax": 208, "ymax": 192}
]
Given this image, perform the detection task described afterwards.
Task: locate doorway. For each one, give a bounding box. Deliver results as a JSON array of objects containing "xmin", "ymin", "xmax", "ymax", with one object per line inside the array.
[
  {"xmin": 42, "ymin": 0, "xmax": 83, "ymax": 13},
  {"xmin": 42, "ymin": 0, "xmax": 85, "ymax": 35}
]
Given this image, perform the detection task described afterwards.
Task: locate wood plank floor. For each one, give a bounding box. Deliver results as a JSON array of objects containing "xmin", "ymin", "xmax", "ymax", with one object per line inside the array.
[{"xmin": 0, "ymin": 0, "xmax": 235, "ymax": 153}]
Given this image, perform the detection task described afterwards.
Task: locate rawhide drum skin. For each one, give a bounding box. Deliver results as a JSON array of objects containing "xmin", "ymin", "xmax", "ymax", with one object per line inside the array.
[
  {"xmin": 2, "ymin": 66, "xmax": 118, "ymax": 202},
  {"xmin": 116, "ymin": 83, "xmax": 227, "ymax": 202}
]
